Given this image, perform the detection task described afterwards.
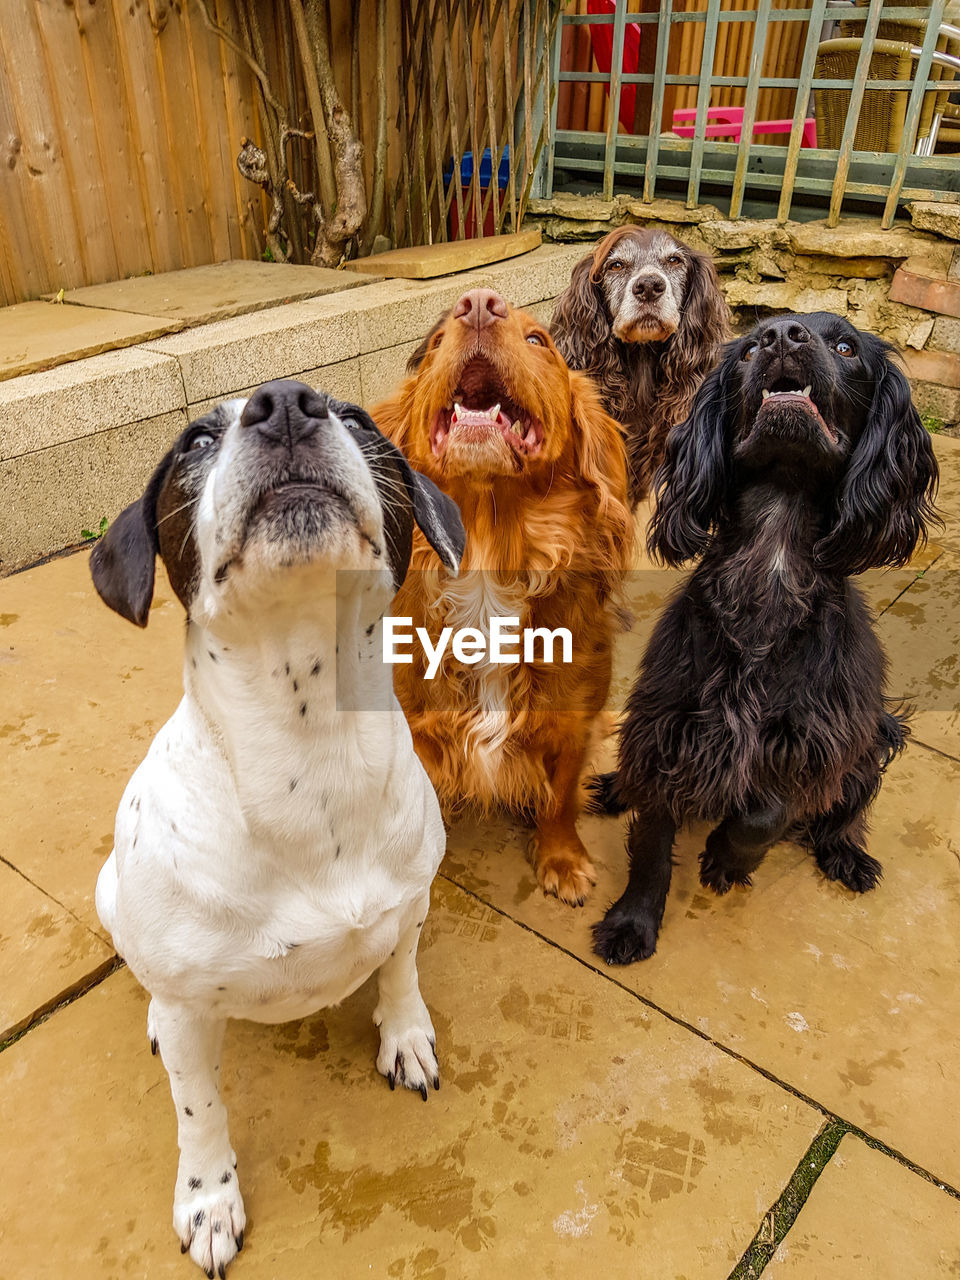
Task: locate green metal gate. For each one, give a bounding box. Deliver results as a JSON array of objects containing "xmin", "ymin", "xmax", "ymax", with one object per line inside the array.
[{"xmin": 543, "ymin": 2, "xmax": 960, "ymax": 226}]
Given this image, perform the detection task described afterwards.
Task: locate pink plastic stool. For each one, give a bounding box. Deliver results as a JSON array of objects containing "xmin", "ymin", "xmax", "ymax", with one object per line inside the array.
[{"xmin": 672, "ymin": 106, "xmax": 818, "ymax": 148}]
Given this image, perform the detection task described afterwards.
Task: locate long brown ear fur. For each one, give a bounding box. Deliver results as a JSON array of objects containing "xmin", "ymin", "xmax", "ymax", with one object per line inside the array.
[
  {"xmin": 659, "ymin": 248, "xmax": 731, "ymax": 429},
  {"xmin": 568, "ymin": 370, "xmax": 634, "ymax": 588}
]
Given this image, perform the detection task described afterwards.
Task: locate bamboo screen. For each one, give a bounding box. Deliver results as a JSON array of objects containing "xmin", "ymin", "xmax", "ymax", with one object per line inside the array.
[{"xmin": 393, "ymin": 0, "xmax": 560, "ymax": 246}]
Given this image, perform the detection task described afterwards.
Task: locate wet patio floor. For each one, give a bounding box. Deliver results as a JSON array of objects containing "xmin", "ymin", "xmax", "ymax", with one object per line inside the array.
[{"xmin": 0, "ymin": 434, "xmax": 958, "ymax": 1278}]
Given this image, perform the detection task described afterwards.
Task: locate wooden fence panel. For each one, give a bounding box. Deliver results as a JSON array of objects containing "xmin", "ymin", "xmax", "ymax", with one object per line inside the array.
[
  {"xmin": 0, "ymin": 5, "xmax": 89, "ymax": 295},
  {"xmin": 0, "ymin": 2, "xmax": 268, "ymax": 303}
]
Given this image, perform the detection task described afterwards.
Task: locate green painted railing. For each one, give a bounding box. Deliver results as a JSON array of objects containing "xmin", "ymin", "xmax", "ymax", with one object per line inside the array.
[{"xmin": 543, "ymin": 2, "xmax": 960, "ymax": 226}]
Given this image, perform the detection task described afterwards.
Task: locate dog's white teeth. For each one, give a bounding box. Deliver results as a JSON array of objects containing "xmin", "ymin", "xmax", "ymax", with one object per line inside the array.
[
  {"xmin": 490, "ymin": 403, "xmax": 501, "ymax": 420},
  {"xmin": 453, "ymin": 402, "xmax": 463, "ymax": 420},
  {"xmin": 511, "ymin": 421, "xmax": 523, "ymax": 436},
  {"xmin": 762, "ymin": 389, "xmax": 771, "ymax": 400},
  {"xmin": 802, "ymin": 385, "xmax": 812, "ymax": 397}
]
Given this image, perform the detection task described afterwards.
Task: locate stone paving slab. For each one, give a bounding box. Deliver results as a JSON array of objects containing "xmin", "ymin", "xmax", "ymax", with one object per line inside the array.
[
  {"xmin": 0, "ymin": 301, "xmax": 180, "ymax": 383},
  {"xmin": 0, "ymin": 551, "xmax": 183, "ymax": 942},
  {"xmin": 343, "ymin": 229, "xmax": 542, "ymax": 278},
  {"xmin": 875, "ymin": 548, "xmax": 960, "ymax": 762},
  {"xmin": 60, "ymin": 261, "xmax": 373, "ymax": 326},
  {"xmin": 0, "ymin": 877, "xmax": 821, "ymax": 1279},
  {"xmin": 442, "ymin": 737, "xmax": 960, "ymax": 1189},
  {"xmin": 768, "ymin": 1135, "xmax": 960, "ymax": 1276},
  {"xmin": 931, "ymin": 432, "xmax": 960, "ymax": 554},
  {"xmin": 0, "ymin": 860, "xmax": 113, "ymax": 1041}
]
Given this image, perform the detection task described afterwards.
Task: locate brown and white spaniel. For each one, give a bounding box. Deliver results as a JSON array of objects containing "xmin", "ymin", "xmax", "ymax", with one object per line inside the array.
[
  {"xmin": 373, "ymin": 288, "xmax": 633, "ymax": 906},
  {"xmin": 551, "ymin": 226, "xmax": 731, "ymax": 504}
]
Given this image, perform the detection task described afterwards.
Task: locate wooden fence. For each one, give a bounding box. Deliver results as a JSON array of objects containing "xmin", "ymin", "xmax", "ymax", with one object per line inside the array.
[{"xmin": 0, "ymin": 0, "xmax": 403, "ymax": 306}]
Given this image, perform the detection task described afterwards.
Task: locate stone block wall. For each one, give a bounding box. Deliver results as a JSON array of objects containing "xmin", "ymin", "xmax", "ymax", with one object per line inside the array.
[{"xmin": 524, "ymin": 196, "xmax": 960, "ymax": 429}]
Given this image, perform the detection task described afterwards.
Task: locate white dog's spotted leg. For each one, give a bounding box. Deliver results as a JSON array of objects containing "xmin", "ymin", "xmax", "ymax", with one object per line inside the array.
[
  {"xmin": 150, "ymin": 1001, "xmax": 245, "ymax": 1279},
  {"xmin": 373, "ymin": 896, "xmax": 438, "ymax": 1100}
]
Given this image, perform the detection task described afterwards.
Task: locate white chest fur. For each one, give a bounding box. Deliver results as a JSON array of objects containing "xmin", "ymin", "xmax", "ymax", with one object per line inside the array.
[{"xmin": 97, "ymin": 575, "xmax": 445, "ymax": 1020}]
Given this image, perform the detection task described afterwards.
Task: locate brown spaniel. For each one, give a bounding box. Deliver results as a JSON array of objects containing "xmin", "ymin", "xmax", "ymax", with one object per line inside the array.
[
  {"xmin": 373, "ymin": 288, "xmax": 633, "ymax": 905},
  {"xmin": 551, "ymin": 226, "xmax": 731, "ymax": 504}
]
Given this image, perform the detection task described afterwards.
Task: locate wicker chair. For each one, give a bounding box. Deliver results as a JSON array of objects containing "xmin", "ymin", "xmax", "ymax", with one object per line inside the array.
[
  {"xmin": 829, "ymin": 5, "xmax": 960, "ymax": 153},
  {"xmin": 815, "ymin": 36, "xmax": 960, "ymax": 153}
]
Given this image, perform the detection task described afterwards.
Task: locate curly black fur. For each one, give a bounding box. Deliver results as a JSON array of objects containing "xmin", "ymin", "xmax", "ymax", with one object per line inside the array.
[{"xmin": 592, "ymin": 313, "xmax": 939, "ymax": 965}]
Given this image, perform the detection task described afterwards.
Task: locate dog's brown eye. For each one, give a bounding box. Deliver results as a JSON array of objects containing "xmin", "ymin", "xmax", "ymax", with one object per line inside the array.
[
  {"xmin": 666, "ymin": 253, "xmax": 683, "ymax": 266},
  {"xmin": 742, "ymin": 343, "xmax": 758, "ymax": 362},
  {"xmin": 606, "ymin": 259, "xmax": 624, "ymax": 272},
  {"xmin": 526, "ymin": 333, "xmax": 545, "ymax": 346},
  {"xmin": 835, "ymin": 340, "xmax": 855, "ymax": 357},
  {"xmin": 188, "ymin": 431, "xmax": 216, "ymax": 451}
]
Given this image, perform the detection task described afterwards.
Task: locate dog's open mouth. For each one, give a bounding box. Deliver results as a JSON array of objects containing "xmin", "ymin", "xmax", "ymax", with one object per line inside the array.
[
  {"xmin": 430, "ymin": 356, "xmax": 544, "ymax": 460},
  {"xmin": 756, "ymin": 380, "xmax": 839, "ymax": 444}
]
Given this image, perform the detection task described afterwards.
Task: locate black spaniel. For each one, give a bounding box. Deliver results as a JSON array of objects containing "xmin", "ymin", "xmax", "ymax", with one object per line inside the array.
[{"xmin": 591, "ymin": 312, "xmax": 940, "ymax": 965}]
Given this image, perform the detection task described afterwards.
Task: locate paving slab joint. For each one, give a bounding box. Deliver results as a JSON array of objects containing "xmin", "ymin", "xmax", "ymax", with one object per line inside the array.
[
  {"xmin": 0, "ymin": 955, "xmax": 123, "ymax": 1056},
  {"xmin": 729, "ymin": 1118, "xmax": 849, "ymax": 1279}
]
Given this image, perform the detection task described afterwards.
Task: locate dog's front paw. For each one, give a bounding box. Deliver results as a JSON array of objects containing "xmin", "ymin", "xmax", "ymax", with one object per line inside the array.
[
  {"xmin": 816, "ymin": 842, "xmax": 883, "ymax": 893},
  {"xmin": 374, "ymin": 995, "xmax": 439, "ymax": 1101},
  {"xmin": 591, "ymin": 903, "xmax": 658, "ymax": 964},
  {"xmin": 698, "ymin": 847, "xmax": 753, "ymax": 895},
  {"xmin": 173, "ymin": 1166, "xmax": 246, "ymax": 1279},
  {"xmin": 532, "ymin": 834, "xmax": 597, "ymax": 907}
]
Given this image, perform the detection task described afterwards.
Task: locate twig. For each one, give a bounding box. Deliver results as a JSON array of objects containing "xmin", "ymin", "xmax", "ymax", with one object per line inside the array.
[
  {"xmin": 364, "ymin": 0, "xmax": 388, "ymax": 250},
  {"xmin": 192, "ymin": 0, "xmax": 284, "ymax": 117}
]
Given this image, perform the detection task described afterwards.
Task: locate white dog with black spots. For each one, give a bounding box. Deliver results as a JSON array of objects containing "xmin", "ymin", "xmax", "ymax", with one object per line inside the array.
[{"xmin": 91, "ymin": 380, "xmax": 465, "ymax": 1277}]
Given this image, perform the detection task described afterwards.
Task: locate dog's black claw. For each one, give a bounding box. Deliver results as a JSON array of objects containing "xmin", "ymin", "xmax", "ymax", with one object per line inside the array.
[
  {"xmin": 698, "ymin": 848, "xmax": 752, "ymax": 895},
  {"xmin": 235, "ymin": 1231, "xmax": 244, "ymax": 1252},
  {"xmin": 181, "ymin": 1242, "xmax": 188, "ymax": 1254},
  {"xmin": 218, "ymin": 1264, "xmax": 226, "ymax": 1279},
  {"xmin": 591, "ymin": 909, "xmax": 658, "ymax": 965},
  {"xmin": 818, "ymin": 846, "xmax": 883, "ymax": 893},
  {"xmin": 433, "ymin": 1076, "xmax": 440, "ymax": 1091},
  {"xmin": 387, "ymin": 1071, "xmax": 395, "ymax": 1091},
  {"xmin": 206, "ymin": 1268, "xmax": 214, "ymax": 1279},
  {"xmin": 419, "ymin": 1082, "xmax": 428, "ymax": 1102},
  {"xmin": 150, "ymin": 1037, "xmax": 158, "ymax": 1056}
]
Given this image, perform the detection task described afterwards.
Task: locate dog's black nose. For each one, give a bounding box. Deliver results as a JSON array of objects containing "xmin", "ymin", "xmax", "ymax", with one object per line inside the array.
[
  {"xmin": 633, "ymin": 273, "xmax": 667, "ymax": 302},
  {"xmin": 759, "ymin": 319, "xmax": 811, "ymax": 352},
  {"xmin": 241, "ymin": 379, "xmax": 329, "ymax": 446}
]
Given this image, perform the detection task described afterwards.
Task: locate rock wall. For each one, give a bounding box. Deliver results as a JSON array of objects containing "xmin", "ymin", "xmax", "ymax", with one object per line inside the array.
[{"xmin": 524, "ymin": 195, "xmax": 960, "ymax": 428}]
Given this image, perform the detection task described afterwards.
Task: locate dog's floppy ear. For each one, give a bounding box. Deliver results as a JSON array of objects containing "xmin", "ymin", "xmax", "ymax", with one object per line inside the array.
[
  {"xmin": 815, "ymin": 350, "xmax": 940, "ymax": 574},
  {"xmin": 399, "ymin": 459, "xmax": 466, "ymax": 575},
  {"xmin": 648, "ymin": 354, "xmax": 732, "ymax": 566},
  {"xmin": 568, "ymin": 370, "xmax": 633, "ymax": 565},
  {"xmin": 659, "ymin": 249, "xmax": 731, "ymax": 425},
  {"xmin": 89, "ymin": 449, "xmax": 176, "ymax": 627},
  {"xmin": 550, "ymin": 252, "xmax": 611, "ymax": 371}
]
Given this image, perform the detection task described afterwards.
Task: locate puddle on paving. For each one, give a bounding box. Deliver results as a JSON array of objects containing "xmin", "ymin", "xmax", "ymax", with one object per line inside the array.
[
  {"xmin": 280, "ymin": 1133, "xmax": 486, "ymax": 1247},
  {"xmin": 840, "ymin": 1048, "xmax": 906, "ymax": 1088}
]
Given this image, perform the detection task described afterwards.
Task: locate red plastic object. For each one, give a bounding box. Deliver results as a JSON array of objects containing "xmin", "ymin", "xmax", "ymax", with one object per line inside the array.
[{"xmin": 587, "ymin": 0, "xmax": 644, "ymax": 131}]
